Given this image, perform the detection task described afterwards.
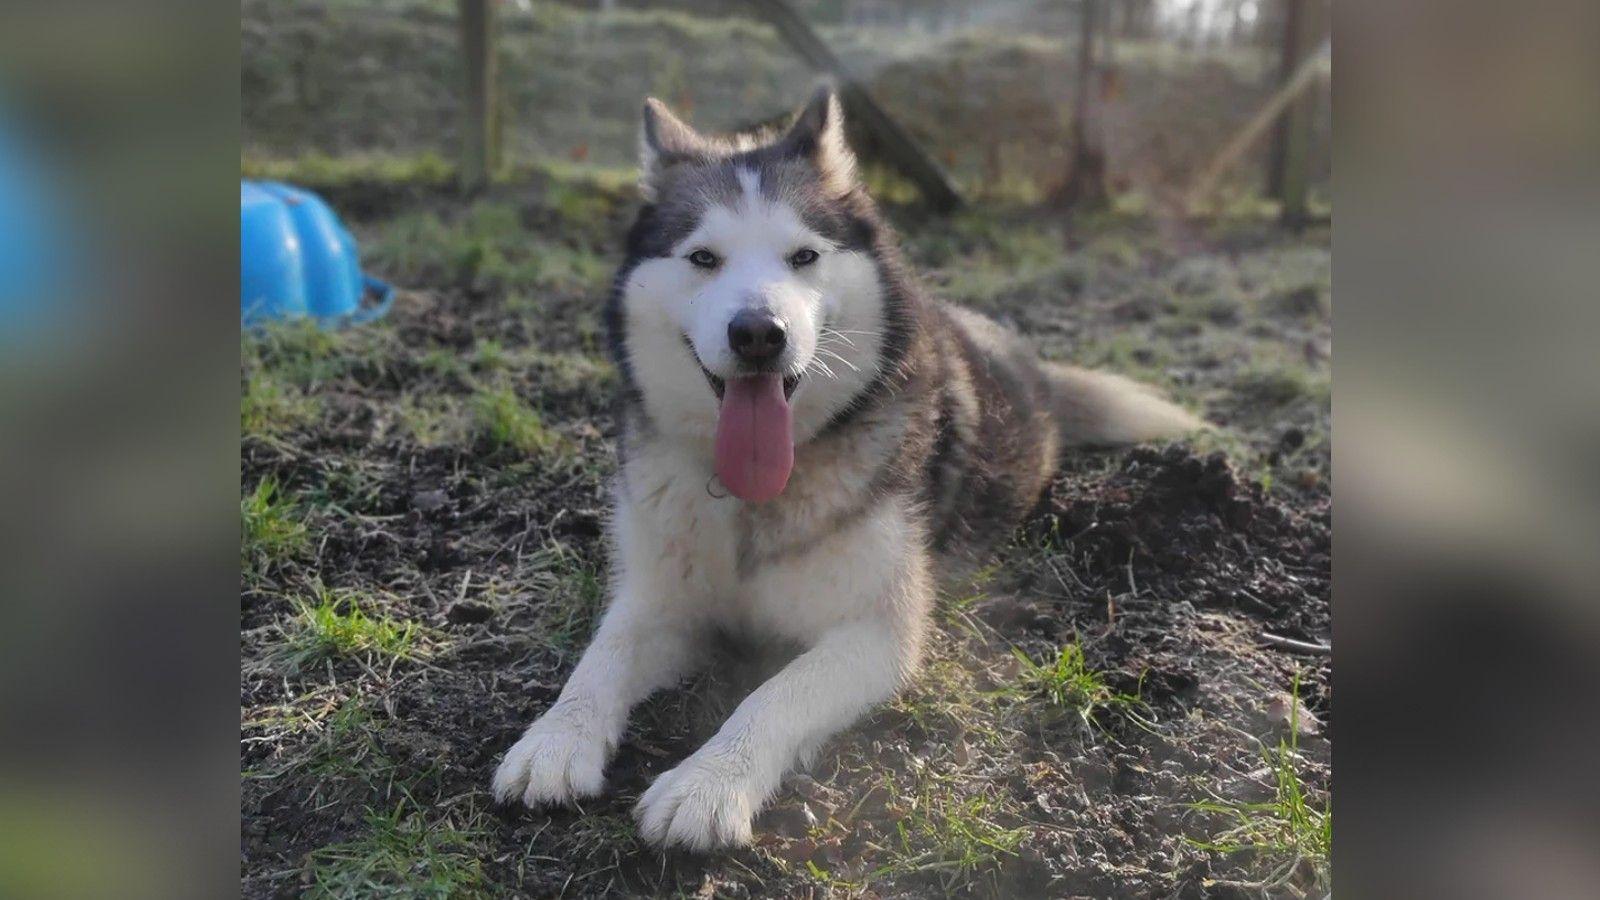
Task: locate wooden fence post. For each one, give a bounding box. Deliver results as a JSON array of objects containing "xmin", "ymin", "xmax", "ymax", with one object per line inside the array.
[
  {"xmin": 459, "ymin": 0, "xmax": 499, "ymax": 193},
  {"xmin": 1269, "ymin": 0, "xmax": 1320, "ymax": 224},
  {"xmin": 1052, "ymin": 0, "xmax": 1111, "ymax": 211}
]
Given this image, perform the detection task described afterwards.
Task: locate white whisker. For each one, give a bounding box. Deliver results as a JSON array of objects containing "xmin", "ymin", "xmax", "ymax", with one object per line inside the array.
[
  {"xmin": 818, "ymin": 328, "xmax": 858, "ymax": 349},
  {"xmin": 814, "ymin": 347, "xmax": 859, "ymax": 373},
  {"xmin": 805, "ymin": 356, "xmax": 839, "ymax": 381}
]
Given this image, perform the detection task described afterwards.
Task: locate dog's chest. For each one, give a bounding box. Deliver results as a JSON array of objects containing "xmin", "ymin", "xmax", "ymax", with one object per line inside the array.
[{"xmin": 618, "ymin": 443, "xmax": 886, "ymax": 640}]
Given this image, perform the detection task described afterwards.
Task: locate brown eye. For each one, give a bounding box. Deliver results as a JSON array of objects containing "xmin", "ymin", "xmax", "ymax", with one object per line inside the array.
[
  {"xmin": 789, "ymin": 248, "xmax": 820, "ymax": 268},
  {"xmin": 687, "ymin": 249, "xmax": 719, "ymax": 269}
]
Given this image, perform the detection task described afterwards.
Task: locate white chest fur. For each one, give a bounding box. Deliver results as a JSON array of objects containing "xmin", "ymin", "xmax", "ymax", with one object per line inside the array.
[{"xmin": 613, "ymin": 438, "xmax": 922, "ymax": 647}]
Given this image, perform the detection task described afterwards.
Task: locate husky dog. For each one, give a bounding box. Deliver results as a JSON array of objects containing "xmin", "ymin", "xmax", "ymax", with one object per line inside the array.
[{"xmin": 492, "ymin": 89, "xmax": 1201, "ymax": 849}]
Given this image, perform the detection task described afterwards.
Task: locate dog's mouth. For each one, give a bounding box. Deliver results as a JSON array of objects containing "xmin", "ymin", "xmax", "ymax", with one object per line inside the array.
[
  {"xmin": 699, "ymin": 367, "xmax": 800, "ymax": 403},
  {"xmin": 682, "ymin": 334, "xmax": 798, "ymax": 503},
  {"xmin": 683, "ymin": 335, "xmax": 800, "ymax": 402}
]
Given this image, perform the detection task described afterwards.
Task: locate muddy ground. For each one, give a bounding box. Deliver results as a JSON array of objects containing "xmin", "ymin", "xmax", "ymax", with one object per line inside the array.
[{"xmin": 241, "ymin": 168, "xmax": 1330, "ymax": 898}]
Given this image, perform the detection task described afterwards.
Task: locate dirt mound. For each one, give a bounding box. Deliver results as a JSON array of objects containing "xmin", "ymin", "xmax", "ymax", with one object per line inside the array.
[{"xmin": 1032, "ymin": 445, "xmax": 1331, "ymax": 642}]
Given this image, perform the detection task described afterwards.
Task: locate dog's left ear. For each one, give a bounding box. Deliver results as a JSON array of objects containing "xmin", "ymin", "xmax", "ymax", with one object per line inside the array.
[
  {"xmin": 779, "ymin": 87, "xmax": 857, "ymax": 197},
  {"xmin": 640, "ymin": 97, "xmax": 709, "ymax": 201}
]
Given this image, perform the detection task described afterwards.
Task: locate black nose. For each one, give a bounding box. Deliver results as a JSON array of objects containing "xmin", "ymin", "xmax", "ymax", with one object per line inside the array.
[{"xmin": 727, "ymin": 309, "xmax": 787, "ymax": 363}]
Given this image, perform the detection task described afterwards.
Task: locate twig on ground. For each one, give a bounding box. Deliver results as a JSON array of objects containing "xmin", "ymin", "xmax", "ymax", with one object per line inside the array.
[{"xmin": 1259, "ymin": 632, "xmax": 1331, "ymax": 655}]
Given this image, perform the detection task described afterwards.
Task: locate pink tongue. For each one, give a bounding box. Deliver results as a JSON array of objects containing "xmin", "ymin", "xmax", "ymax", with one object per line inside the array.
[{"xmin": 714, "ymin": 374, "xmax": 794, "ymax": 503}]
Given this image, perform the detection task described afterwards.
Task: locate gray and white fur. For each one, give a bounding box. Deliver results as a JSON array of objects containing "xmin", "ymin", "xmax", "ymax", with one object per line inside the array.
[{"xmin": 492, "ymin": 89, "xmax": 1202, "ymax": 849}]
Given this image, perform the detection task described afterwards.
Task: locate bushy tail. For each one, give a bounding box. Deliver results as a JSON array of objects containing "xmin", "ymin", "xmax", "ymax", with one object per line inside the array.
[{"xmin": 1043, "ymin": 363, "xmax": 1207, "ymax": 447}]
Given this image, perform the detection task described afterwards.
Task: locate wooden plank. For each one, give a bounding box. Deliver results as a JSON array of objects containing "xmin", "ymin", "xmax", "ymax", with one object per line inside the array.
[
  {"xmin": 1186, "ymin": 40, "xmax": 1328, "ymax": 214},
  {"xmin": 458, "ymin": 0, "xmax": 498, "ymax": 193},
  {"xmin": 744, "ymin": 0, "xmax": 962, "ymax": 211}
]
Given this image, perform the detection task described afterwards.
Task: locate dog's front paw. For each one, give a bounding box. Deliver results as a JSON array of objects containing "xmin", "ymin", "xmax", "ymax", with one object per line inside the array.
[
  {"xmin": 491, "ymin": 713, "xmax": 608, "ymax": 808},
  {"xmin": 634, "ymin": 753, "xmax": 760, "ymax": 850}
]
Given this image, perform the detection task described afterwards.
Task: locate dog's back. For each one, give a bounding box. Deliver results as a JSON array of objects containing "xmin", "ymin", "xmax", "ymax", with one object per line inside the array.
[{"xmin": 895, "ymin": 302, "xmax": 1204, "ymax": 569}]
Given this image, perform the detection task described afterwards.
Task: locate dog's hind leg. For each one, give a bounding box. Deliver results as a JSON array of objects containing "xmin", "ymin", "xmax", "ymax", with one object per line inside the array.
[{"xmin": 492, "ymin": 574, "xmax": 705, "ymax": 808}]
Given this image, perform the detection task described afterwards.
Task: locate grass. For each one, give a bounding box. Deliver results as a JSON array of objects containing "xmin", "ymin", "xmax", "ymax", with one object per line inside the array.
[
  {"xmin": 305, "ymin": 801, "xmax": 492, "ymax": 899},
  {"xmin": 893, "ymin": 656, "xmax": 998, "ymax": 745},
  {"xmin": 244, "ymin": 693, "xmax": 392, "ymax": 783},
  {"xmin": 1009, "ymin": 643, "xmax": 1143, "ymax": 730},
  {"xmin": 395, "ymin": 393, "xmax": 468, "ymax": 448},
  {"xmin": 279, "ymin": 584, "xmax": 422, "ymax": 672},
  {"xmin": 242, "ymin": 477, "xmax": 309, "ymax": 574},
  {"xmin": 1188, "ymin": 676, "xmax": 1331, "ymax": 890},
  {"xmin": 242, "ymin": 370, "xmax": 321, "ymax": 437},
  {"xmin": 470, "ymin": 339, "xmax": 509, "ymax": 373},
  {"xmin": 876, "ymin": 774, "xmax": 1028, "ymax": 884},
  {"xmin": 304, "ymin": 463, "xmax": 387, "ymax": 519},
  {"xmin": 932, "ymin": 564, "xmax": 1000, "ymax": 634},
  {"xmin": 1235, "ymin": 361, "xmax": 1330, "ymax": 406},
  {"xmin": 247, "ymin": 318, "xmax": 363, "ymax": 388},
  {"xmin": 919, "ymin": 217, "xmax": 1093, "ymax": 311},
  {"xmin": 241, "ymin": 320, "xmax": 370, "ymax": 437},
  {"xmin": 301, "ymin": 698, "xmax": 383, "ymax": 776},
  {"xmin": 471, "ymin": 386, "xmax": 556, "ymax": 455},
  {"xmin": 367, "ymin": 202, "xmax": 611, "ymax": 295},
  {"xmin": 514, "ymin": 543, "xmax": 607, "ymax": 654},
  {"xmin": 242, "ymin": 151, "xmax": 456, "ymax": 189}
]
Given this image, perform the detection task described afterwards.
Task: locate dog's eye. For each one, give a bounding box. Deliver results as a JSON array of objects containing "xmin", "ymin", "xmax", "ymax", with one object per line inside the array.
[
  {"xmin": 687, "ymin": 249, "xmax": 720, "ymax": 269},
  {"xmin": 789, "ymin": 248, "xmax": 820, "ymax": 268}
]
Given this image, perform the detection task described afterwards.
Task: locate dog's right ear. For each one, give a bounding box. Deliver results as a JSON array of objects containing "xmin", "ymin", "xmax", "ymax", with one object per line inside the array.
[{"xmin": 639, "ymin": 98, "xmax": 707, "ymax": 201}]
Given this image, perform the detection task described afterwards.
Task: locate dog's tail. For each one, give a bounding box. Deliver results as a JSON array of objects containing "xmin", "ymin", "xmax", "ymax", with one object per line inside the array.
[{"xmin": 1042, "ymin": 363, "xmax": 1207, "ymax": 447}]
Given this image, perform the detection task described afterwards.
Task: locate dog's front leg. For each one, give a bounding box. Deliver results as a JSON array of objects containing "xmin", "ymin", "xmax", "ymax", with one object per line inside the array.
[
  {"xmin": 492, "ymin": 582, "xmax": 702, "ymax": 808},
  {"xmin": 633, "ymin": 556, "xmax": 928, "ymax": 850}
]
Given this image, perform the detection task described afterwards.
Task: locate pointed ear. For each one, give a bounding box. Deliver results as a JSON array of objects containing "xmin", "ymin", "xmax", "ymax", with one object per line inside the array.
[
  {"xmin": 779, "ymin": 87, "xmax": 857, "ymax": 196},
  {"xmin": 639, "ymin": 98, "xmax": 708, "ymax": 200}
]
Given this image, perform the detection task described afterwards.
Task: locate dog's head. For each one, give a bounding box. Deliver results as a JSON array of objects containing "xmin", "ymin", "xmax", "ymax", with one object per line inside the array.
[{"xmin": 612, "ymin": 89, "xmax": 889, "ymax": 502}]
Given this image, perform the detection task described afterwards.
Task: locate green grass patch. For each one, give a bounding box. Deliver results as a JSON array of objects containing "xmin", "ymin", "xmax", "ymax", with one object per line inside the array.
[
  {"xmin": 242, "ymin": 370, "xmax": 320, "ymax": 437},
  {"xmin": 281, "ymin": 584, "xmax": 422, "ymax": 671},
  {"xmin": 1235, "ymin": 361, "xmax": 1330, "ymax": 406},
  {"xmin": 246, "ymin": 318, "xmax": 355, "ymax": 388},
  {"xmin": 1188, "ymin": 676, "xmax": 1330, "ymax": 889},
  {"xmin": 417, "ymin": 347, "xmax": 467, "ymax": 380},
  {"xmin": 522, "ymin": 350, "xmax": 616, "ymax": 394},
  {"xmin": 242, "ymin": 151, "xmax": 456, "ymax": 189},
  {"xmin": 303, "ymin": 463, "xmax": 387, "ymax": 519},
  {"xmin": 368, "ymin": 202, "xmax": 610, "ymax": 295},
  {"xmin": 530, "ymin": 545, "xmax": 607, "ymax": 653},
  {"xmin": 244, "ymin": 693, "xmax": 393, "ymax": 783},
  {"xmin": 302, "ymin": 697, "xmax": 397, "ymax": 782},
  {"xmin": 396, "ymin": 393, "xmax": 468, "ymax": 449},
  {"xmin": 242, "ymin": 477, "xmax": 309, "ymax": 573},
  {"xmin": 1009, "ymin": 643, "xmax": 1143, "ymax": 729},
  {"xmin": 469, "ymin": 339, "xmax": 509, "ymax": 373},
  {"xmin": 876, "ymin": 774, "xmax": 1027, "ymax": 882},
  {"xmin": 305, "ymin": 801, "xmax": 492, "ymax": 899},
  {"xmin": 471, "ymin": 386, "xmax": 556, "ymax": 455},
  {"xmin": 931, "ymin": 563, "xmax": 1000, "ymax": 636},
  {"xmin": 894, "ymin": 656, "xmax": 989, "ymax": 740},
  {"xmin": 905, "ymin": 212, "xmax": 1096, "ymax": 309},
  {"xmin": 1071, "ymin": 332, "xmax": 1180, "ymax": 390}
]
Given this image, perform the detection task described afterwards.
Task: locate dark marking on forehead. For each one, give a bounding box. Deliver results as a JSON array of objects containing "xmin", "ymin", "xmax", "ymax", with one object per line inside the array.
[
  {"xmin": 750, "ymin": 156, "xmax": 873, "ymax": 251},
  {"xmin": 636, "ymin": 150, "xmax": 871, "ymax": 258},
  {"xmin": 629, "ymin": 163, "xmax": 743, "ymax": 258}
]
